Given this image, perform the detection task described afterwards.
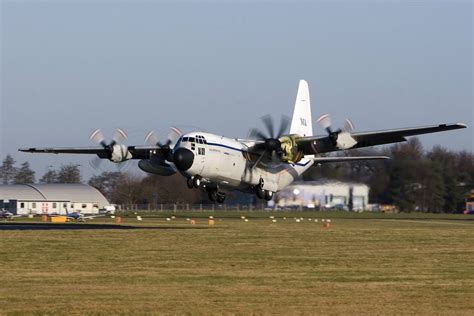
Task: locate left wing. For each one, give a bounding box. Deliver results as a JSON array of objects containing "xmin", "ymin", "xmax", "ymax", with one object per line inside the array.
[
  {"xmin": 19, "ymin": 145, "xmax": 162, "ymax": 161},
  {"xmin": 297, "ymin": 123, "xmax": 466, "ymax": 155}
]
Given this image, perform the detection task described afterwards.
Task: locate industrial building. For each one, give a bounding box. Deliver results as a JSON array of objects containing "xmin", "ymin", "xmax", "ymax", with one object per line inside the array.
[
  {"xmin": 274, "ymin": 180, "xmax": 370, "ymax": 211},
  {"xmin": 0, "ymin": 184, "xmax": 110, "ymax": 215}
]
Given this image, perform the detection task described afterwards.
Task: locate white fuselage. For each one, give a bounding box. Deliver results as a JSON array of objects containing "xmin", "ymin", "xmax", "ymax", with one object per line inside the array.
[{"xmin": 175, "ymin": 132, "xmax": 313, "ymax": 193}]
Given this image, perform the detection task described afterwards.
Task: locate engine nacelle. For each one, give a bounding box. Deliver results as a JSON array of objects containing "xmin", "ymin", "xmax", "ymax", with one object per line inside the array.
[
  {"xmin": 138, "ymin": 159, "xmax": 176, "ymax": 176},
  {"xmin": 279, "ymin": 135, "xmax": 303, "ymax": 163},
  {"xmin": 335, "ymin": 132, "xmax": 357, "ymax": 149},
  {"xmin": 110, "ymin": 144, "xmax": 133, "ymax": 162}
]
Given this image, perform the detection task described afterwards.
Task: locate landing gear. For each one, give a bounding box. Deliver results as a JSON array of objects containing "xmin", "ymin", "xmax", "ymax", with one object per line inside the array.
[
  {"xmin": 256, "ymin": 187, "xmax": 265, "ymax": 199},
  {"xmin": 187, "ymin": 176, "xmax": 201, "ymax": 189},
  {"xmin": 216, "ymin": 192, "xmax": 226, "ymax": 203},
  {"xmin": 255, "ymin": 178, "xmax": 265, "ymax": 199},
  {"xmin": 264, "ymin": 190, "xmax": 274, "ymax": 201},
  {"xmin": 208, "ymin": 190, "xmax": 218, "ymax": 202},
  {"xmin": 254, "ymin": 178, "xmax": 274, "ymax": 201},
  {"xmin": 186, "ymin": 177, "xmax": 194, "ymax": 189},
  {"xmin": 188, "ymin": 176, "xmax": 225, "ymax": 203},
  {"xmin": 207, "ymin": 189, "xmax": 226, "ymax": 203}
]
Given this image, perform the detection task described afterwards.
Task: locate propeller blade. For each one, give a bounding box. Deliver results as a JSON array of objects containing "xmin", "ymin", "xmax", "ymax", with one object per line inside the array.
[
  {"xmin": 342, "ymin": 119, "xmax": 354, "ymax": 132},
  {"xmin": 144, "ymin": 131, "xmax": 159, "ymax": 146},
  {"xmin": 89, "ymin": 156, "xmax": 103, "ymax": 170},
  {"xmin": 248, "ymin": 128, "xmax": 268, "ymax": 140},
  {"xmin": 252, "ymin": 151, "xmax": 266, "ymax": 169},
  {"xmin": 166, "ymin": 126, "xmax": 182, "ymax": 146},
  {"xmin": 276, "ymin": 115, "xmax": 291, "ymax": 137},
  {"xmin": 90, "ymin": 129, "xmax": 106, "ymax": 147},
  {"xmin": 112, "ymin": 128, "xmax": 128, "ymax": 144},
  {"xmin": 316, "ymin": 114, "xmax": 332, "ymax": 132},
  {"xmin": 261, "ymin": 115, "xmax": 275, "ymax": 139},
  {"xmin": 116, "ymin": 160, "xmax": 131, "ymax": 172}
]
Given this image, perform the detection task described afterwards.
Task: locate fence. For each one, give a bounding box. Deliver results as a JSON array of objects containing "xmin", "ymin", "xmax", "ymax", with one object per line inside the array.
[{"xmin": 114, "ymin": 203, "xmax": 314, "ymax": 212}]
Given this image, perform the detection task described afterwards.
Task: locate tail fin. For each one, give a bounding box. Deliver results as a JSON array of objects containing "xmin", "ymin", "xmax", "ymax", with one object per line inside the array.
[{"xmin": 289, "ymin": 80, "xmax": 313, "ymax": 137}]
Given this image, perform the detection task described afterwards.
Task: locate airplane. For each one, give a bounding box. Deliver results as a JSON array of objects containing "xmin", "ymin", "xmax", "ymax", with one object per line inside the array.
[
  {"xmin": 20, "ymin": 80, "xmax": 467, "ymax": 203},
  {"xmin": 62, "ymin": 209, "xmax": 111, "ymax": 221},
  {"xmin": 0, "ymin": 209, "xmax": 24, "ymax": 219}
]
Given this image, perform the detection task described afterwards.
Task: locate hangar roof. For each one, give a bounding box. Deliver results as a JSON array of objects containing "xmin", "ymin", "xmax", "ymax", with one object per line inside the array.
[{"xmin": 0, "ymin": 184, "xmax": 109, "ymax": 206}]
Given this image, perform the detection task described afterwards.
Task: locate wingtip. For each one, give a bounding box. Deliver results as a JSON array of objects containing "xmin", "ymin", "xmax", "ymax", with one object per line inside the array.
[
  {"xmin": 18, "ymin": 148, "xmax": 34, "ymax": 152},
  {"xmin": 456, "ymin": 123, "xmax": 467, "ymax": 128}
]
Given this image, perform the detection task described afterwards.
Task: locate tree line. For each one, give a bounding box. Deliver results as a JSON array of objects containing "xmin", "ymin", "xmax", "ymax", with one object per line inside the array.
[
  {"xmin": 303, "ymin": 138, "xmax": 473, "ymax": 213},
  {"xmin": 1, "ymin": 138, "xmax": 473, "ymax": 212},
  {"xmin": 0, "ymin": 156, "xmax": 82, "ymax": 184}
]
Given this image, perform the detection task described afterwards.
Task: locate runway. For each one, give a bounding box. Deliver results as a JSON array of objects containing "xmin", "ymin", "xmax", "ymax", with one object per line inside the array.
[{"xmin": 0, "ymin": 222, "xmax": 208, "ymax": 230}]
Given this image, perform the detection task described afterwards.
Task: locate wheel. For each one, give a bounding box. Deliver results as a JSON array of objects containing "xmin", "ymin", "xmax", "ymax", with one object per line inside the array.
[
  {"xmin": 208, "ymin": 190, "xmax": 218, "ymax": 202},
  {"xmin": 255, "ymin": 187, "xmax": 265, "ymax": 199},
  {"xmin": 264, "ymin": 190, "xmax": 274, "ymax": 201},
  {"xmin": 216, "ymin": 192, "xmax": 226, "ymax": 203},
  {"xmin": 186, "ymin": 177, "xmax": 194, "ymax": 189},
  {"xmin": 193, "ymin": 176, "xmax": 201, "ymax": 188}
]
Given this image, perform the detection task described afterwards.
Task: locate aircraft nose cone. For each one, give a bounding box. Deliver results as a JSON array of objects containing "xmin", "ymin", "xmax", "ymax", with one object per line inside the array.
[{"xmin": 173, "ymin": 148, "xmax": 194, "ymax": 171}]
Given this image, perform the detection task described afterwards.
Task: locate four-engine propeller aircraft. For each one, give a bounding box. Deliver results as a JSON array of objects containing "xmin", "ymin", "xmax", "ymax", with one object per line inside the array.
[{"xmin": 20, "ymin": 80, "xmax": 467, "ymax": 203}]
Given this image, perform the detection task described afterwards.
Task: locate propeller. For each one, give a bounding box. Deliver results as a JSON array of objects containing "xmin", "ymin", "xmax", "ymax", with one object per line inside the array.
[
  {"xmin": 316, "ymin": 114, "xmax": 356, "ymax": 149},
  {"xmin": 248, "ymin": 115, "xmax": 290, "ymax": 166},
  {"xmin": 144, "ymin": 127, "xmax": 182, "ymax": 161},
  {"xmin": 89, "ymin": 128, "xmax": 132, "ymax": 170}
]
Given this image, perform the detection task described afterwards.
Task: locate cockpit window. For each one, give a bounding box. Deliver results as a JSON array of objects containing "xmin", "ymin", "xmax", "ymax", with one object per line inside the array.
[
  {"xmin": 195, "ymin": 135, "xmax": 207, "ymax": 144},
  {"xmin": 188, "ymin": 137, "xmax": 195, "ymax": 143},
  {"xmin": 182, "ymin": 137, "xmax": 189, "ymax": 142}
]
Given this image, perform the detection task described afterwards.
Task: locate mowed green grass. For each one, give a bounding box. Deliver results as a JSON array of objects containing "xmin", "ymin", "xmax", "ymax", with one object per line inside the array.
[{"xmin": 0, "ymin": 213, "xmax": 473, "ymax": 315}]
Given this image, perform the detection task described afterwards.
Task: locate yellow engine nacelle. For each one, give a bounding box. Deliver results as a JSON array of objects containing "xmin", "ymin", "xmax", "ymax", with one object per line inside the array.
[{"xmin": 279, "ymin": 135, "xmax": 303, "ymax": 164}]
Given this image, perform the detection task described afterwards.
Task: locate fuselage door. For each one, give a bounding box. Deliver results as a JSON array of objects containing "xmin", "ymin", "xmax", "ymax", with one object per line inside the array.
[{"xmin": 195, "ymin": 135, "xmax": 206, "ymax": 173}]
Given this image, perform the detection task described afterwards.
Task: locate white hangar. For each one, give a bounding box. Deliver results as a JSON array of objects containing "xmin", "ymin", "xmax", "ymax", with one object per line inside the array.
[
  {"xmin": 274, "ymin": 180, "xmax": 370, "ymax": 211},
  {"xmin": 0, "ymin": 184, "xmax": 110, "ymax": 215}
]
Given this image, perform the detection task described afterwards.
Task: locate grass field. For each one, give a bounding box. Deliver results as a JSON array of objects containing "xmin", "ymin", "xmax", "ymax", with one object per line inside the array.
[{"xmin": 1, "ymin": 212, "xmax": 473, "ymax": 315}]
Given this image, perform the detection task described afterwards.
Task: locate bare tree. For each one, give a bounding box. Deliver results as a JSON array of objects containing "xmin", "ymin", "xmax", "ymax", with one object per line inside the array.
[
  {"xmin": 57, "ymin": 164, "xmax": 82, "ymax": 183},
  {"xmin": 88, "ymin": 172, "xmax": 125, "ymax": 202}
]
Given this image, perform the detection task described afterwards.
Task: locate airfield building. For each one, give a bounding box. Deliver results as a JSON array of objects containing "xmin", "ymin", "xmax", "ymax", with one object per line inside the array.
[
  {"xmin": 274, "ymin": 180, "xmax": 370, "ymax": 211},
  {"xmin": 0, "ymin": 184, "xmax": 110, "ymax": 215}
]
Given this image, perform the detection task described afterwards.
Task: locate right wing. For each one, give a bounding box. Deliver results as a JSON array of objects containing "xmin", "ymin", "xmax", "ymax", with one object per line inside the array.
[{"xmin": 297, "ymin": 123, "xmax": 467, "ymax": 155}]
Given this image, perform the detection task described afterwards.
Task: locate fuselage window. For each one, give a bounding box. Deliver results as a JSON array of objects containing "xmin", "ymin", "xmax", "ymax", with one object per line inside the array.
[{"xmin": 20, "ymin": 202, "xmax": 25, "ymax": 208}]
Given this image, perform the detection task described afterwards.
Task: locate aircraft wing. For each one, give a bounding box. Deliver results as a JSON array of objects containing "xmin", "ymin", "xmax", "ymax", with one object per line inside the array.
[
  {"xmin": 297, "ymin": 123, "xmax": 467, "ymax": 155},
  {"xmin": 19, "ymin": 145, "xmax": 162, "ymax": 160},
  {"xmin": 311, "ymin": 156, "xmax": 390, "ymax": 164}
]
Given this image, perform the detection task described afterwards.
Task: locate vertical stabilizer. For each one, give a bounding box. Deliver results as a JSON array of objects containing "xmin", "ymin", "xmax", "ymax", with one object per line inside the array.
[{"xmin": 289, "ymin": 80, "xmax": 313, "ymax": 137}]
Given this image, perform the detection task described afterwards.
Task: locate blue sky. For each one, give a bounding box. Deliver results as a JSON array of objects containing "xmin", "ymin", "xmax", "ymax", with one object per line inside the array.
[{"xmin": 1, "ymin": 1, "xmax": 472, "ymax": 180}]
